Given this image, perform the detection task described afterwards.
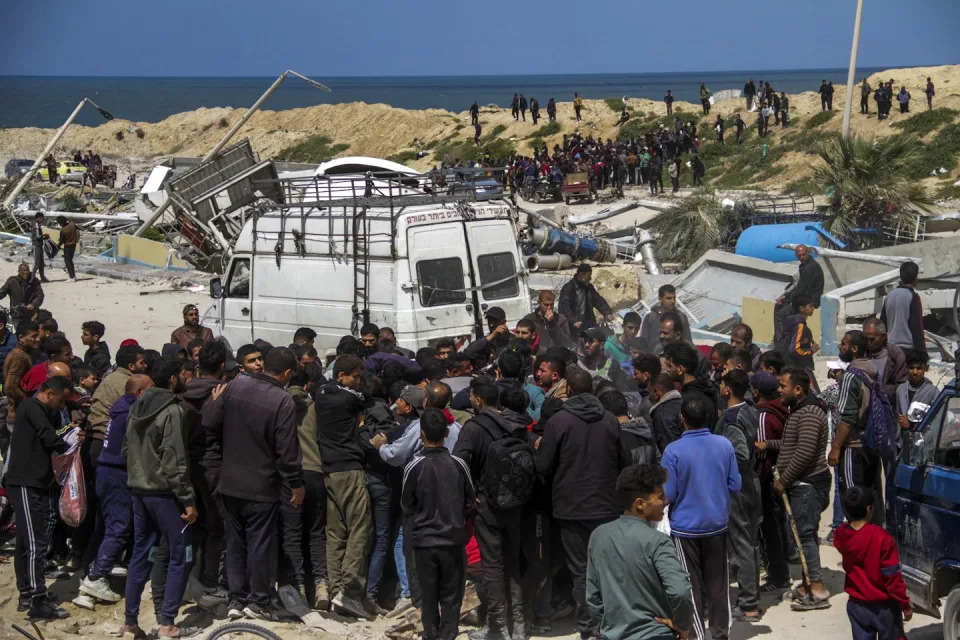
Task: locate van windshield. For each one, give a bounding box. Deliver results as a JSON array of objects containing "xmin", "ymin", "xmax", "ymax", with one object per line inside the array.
[{"xmin": 477, "ymin": 252, "xmax": 518, "ymax": 300}]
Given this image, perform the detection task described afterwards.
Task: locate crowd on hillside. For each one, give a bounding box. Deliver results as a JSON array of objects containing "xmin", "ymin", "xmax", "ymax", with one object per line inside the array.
[{"xmin": 0, "ymin": 248, "xmax": 931, "ymax": 640}]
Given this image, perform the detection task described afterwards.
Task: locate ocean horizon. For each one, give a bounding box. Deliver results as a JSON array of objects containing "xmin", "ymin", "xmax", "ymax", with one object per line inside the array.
[{"xmin": 0, "ymin": 67, "xmax": 891, "ymax": 128}]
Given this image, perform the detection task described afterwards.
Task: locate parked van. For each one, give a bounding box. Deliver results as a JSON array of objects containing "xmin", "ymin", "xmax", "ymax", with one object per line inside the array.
[
  {"xmin": 202, "ymin": 168, "xmax": 530, "ymax": 353},
  {"xmin": 894, "ymin": 366, "xmax": 960, "ymax": 638}
]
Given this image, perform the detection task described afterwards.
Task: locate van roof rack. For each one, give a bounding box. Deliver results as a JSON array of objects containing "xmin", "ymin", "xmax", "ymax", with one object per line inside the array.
[{"xmin": 252, "ymin": 167, "xmax": 509, "ymax": 215}]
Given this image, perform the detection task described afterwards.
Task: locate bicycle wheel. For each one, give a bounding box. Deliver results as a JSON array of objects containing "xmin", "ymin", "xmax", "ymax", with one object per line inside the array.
[{"xmin": 203, "ymin": 621, "xmax": 283, "ymax": 640}]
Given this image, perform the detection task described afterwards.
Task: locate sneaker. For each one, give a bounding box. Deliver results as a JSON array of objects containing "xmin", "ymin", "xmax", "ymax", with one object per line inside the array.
[
  {"xmin": 72, "ymin": 594, "xmax": 96, "ymax": 611},
  {"xmin": 386, "ymin": 596, "xmax": 413, "ymax": 618},
  {"xmin": 28, "ymin": 598, "xmax": 70, "ymax": 620},
  {"xmin": 825, "ymin": 529, "xmax": 836, "ymax": 544},
  {"xmin": 227, "ymin": 601, "xmax": 245, "ymax": 620},
  {"xmin": 332, "ymin": 592, "xmax": 374, "ymax": 620},
  {"xmin": 80, "ymin": 576, "xmax": 122, "ymax": 602},
  {"xmin": 243, "ymin": 602, "xmax": 284, "ymax": 622},
  {"xmin": 109, "ymin": 565, "xmax": 128, "ymax": 577},
  {"xmin": 17, "ymin": 595, "xmax": 31, "ymax": 612},
  {"xmin": 313, "ymin": 580, "xmax": 330, "ymax": 611}
]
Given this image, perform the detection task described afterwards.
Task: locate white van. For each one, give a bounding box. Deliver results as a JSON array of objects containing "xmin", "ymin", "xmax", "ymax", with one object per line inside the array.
[{"xmin": 202, "ymin": 167, "xmax": 530, "ymax": 353}]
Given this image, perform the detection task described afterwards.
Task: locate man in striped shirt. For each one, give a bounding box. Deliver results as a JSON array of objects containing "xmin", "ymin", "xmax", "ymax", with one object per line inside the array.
[{"xmin": 776, "ymin": 367, "xmax": 832, "ymax": 608}]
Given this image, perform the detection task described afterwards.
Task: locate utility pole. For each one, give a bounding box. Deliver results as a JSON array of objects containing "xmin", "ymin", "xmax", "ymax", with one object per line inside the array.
[
  {"xmin": 0, "ymin": 98, "xmax": 114, "ymax": 227},
  {"xmin": 841, "ymin": 0, "xmax": 865, "ymax": 140},
  {"xmin": 133, "ymin": 70, "xmax": 330, "ymax": 237}
]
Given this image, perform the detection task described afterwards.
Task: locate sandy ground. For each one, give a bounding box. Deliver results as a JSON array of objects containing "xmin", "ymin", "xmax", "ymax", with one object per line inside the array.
[
  {"xmin": 0, "ymin": 271, "xmax": 949, "ymax": 639},
  {"xmin": 1, "ymin": 64, "xmax": 957, "ymax": 197}
]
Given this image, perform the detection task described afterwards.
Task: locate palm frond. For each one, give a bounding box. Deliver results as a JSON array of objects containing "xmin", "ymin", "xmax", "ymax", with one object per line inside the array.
[
  {"xmin": 650, "ymin": 190, "xmax": 732, "ymax": 268},
  {"xmin": 813, "ymin": 133, "xmax": 933, "ymax": 244}
]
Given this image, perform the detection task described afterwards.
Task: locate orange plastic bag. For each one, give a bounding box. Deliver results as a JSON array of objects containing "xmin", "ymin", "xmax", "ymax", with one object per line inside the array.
[{"xmin": 51, "ymin": 445, "xmax": 87, "ymax": 528}]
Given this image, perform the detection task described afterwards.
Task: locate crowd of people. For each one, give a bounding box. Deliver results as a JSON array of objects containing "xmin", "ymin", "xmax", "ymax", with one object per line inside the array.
[{"xmin": 0, "ymin": 250, "xmax": 929, "ymax": 640}]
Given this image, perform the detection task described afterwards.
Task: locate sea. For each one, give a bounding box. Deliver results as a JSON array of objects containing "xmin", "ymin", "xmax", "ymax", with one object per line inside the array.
[{"xmin": 0, "ymin": 68, "xmax": 886, "ymax": 129}]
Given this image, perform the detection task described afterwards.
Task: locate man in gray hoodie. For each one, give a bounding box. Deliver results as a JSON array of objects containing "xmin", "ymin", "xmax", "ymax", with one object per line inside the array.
[{"xmin": 122, "ymin": 359, "xmax": 196, "ymax": 640}]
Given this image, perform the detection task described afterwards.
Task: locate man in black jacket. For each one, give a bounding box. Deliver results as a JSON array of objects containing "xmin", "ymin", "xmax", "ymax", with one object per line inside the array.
[
  {"xmin": 453, "ymin": 378, "xmax": 533, "ymax": 640},
  {"xmin": 180, "ymin": 340, "xmax": 227, "ymax": 598},
  {"xmin": 402, "ymin": 407, "xmax": 476, "ymax": 640},
  {"xmin": 5, "ymin": 376, "xmax": 77, "ymax": 619},
  {"xmin": 204, "ymin": 347, "xmax": 304, "ymax": 621},
  {"xmin": 535, "ymin": 366, "xmax": 624, "ymax": 639},
  {"xmin": 81, "ymin": 320, "xmax": 111, "ymax": 379},
  {"xmin": 648, "ymin": 373, "xmax": 683, "ymax": 452},
  {"xmin": 774, "ymin": 245, "xmax": 824, "ymax": 345},
  {"xmin": 663, "ymin": 342, "xmax": 718, "ymax": 431},
  {"xmin": 557, "ymin": 264, "xmax": 614, "ymax": 331},
  {"xmin": 312, "ymin": 354, "xmax": 373, "ymax": 619},
  {"xmin": 0, "ymin": 263, "xmax": 44, "ymax": 323}
]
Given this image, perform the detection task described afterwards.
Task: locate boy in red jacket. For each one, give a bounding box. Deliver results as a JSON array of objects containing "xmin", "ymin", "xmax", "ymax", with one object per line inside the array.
[{"xmin": 834, "ymin": 487, "xmax": 911, "ymax": 640}]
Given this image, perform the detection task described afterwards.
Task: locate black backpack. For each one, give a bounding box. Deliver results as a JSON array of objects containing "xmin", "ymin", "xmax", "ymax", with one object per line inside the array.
[{"xmin": 478, "ymin": 418, "xmax": 536, "ymax": 510}]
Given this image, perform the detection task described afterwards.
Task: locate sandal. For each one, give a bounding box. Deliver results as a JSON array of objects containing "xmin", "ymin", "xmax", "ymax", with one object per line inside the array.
[
  {"xmin": 790, "ymin": 597, "xmax": 832, "ymax": 612},
  {"xmin": 759, "ymin": 581, "xmax": 791, "ymax": 593},
  {"xmin": 732, "ymin": 606, "xmax": 764, "ymax": 622}
]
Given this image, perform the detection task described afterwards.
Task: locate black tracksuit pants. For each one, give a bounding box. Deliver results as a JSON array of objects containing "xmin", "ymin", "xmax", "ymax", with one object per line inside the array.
[
  {"xmin": 474, "ymin": 505, "xmax": 524, "ymax": 632},
  {"xmin": 415, "ymin": 545, "xmax": 466, "ymax": 640},
  {"xmin": 673, "ymin": 534, "xmax": 731, "ymax": 640},
  {"xmin": 222, "ymin": 495, "xmax": 279, "ymax": 607},
  {"xmin": 8, "ymin": 484, "xmax": 51, "ymax": 598},
  {"xmin": 760, "ymin": 478, "xmax": 790, "ymax": 585},
  {"xmin": 558, "ymin": 517, "xmax": 613, "ymax": 635},
  {"xmin": 839, "ymin": 446, "xmax": 885, "ymax": 526}
]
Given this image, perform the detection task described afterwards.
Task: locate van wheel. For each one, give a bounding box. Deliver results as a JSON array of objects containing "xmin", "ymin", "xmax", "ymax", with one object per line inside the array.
[
  {"xmin": 945, "ymin": 584, "xmax": 960, "ymax": 640},
  {"xmin": 565, "ymin": 196, "xmax": 571, "ymax": 205}
]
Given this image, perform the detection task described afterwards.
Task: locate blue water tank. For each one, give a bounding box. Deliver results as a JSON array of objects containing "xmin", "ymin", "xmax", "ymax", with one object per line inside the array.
[{"xmin": 735, "ymin": 222, "xmax": 826, "ymax": 263}]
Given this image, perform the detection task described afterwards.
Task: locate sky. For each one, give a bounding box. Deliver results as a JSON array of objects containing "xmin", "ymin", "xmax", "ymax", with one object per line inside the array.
[{"xmin": 1, "ymin": 0, "xmax": 957, "ymax": 77}]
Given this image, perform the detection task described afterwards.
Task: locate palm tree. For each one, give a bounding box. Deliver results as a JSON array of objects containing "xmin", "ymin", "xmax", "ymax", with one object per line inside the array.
[
  {"xmin": 813, "ymin": 133, "xmax": 934, "ymax": 247},
  {"xmin": 649, "ymin": 190, "xmax": 734, "ymax": 268}
]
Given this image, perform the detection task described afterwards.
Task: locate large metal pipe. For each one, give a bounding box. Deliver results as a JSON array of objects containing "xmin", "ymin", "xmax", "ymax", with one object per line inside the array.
[
  {"xmin": 1, "ymin": 99, "xmax": 89, "ymax": 224},
  {"xmin": 526, "ymin": 253, "xmax": 573, "ymax": 271},
  {"xmin": 524, "ymin": 227, "xmax": 618, "ymax": 263},
  {"xmin": 635, "ymin": 228, "xmax": 662, "ymax": 275},
  {"xmin": 779, "ymin": 242, "xmax": 922, "ymax": 267},
  {"xmin": 567, "ymin": 202, "xmax": 638, "ymax": 226}
]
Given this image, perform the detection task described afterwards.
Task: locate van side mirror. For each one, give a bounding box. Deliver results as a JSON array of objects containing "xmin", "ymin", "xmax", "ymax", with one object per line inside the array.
[
  {"xmin": 903, "ymin": 431, "xmax": 928, "ymax": 467},
  {"xmin": 210, "ymin": 277, "xmax": 223, "ymax": 299}
]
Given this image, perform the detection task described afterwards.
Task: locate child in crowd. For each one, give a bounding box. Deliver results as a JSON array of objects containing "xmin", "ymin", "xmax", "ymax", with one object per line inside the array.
[
  {"xmin": 896, "ymin": 349, "xmax": 939, "ymax": 431},
  {"xmin": 834, "ymin": 487, "xmax": 911, "ymax": 640}
]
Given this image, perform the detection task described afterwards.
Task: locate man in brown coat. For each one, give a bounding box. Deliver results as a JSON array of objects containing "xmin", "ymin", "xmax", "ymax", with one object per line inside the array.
[
  {"xmin": 170, "ymin": 304, "xmax": 214, "ymax": 348},
  {"xmin": 57, "ymin": 216, "xmax": 79, "ymax": 282}
]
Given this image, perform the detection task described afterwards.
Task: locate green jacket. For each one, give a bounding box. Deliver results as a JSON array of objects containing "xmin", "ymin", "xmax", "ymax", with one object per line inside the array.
[
  {"xmin": 124, "ymin": 387, "xmax": 194, "ymax": 508},
  {"xmin": 586, "ymin": 515, "xmax": 693, "ymax": 640},
  {"xmin": 604, "ymin": 335, "xmax": 631, "ymax": 365}
]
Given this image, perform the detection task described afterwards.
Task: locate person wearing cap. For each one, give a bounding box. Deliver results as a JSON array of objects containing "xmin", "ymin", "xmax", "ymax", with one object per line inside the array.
[
  {"xmin": 557, "ymin": 264, "xmax": 614, "ymax": 331},
  {"xmin": 170, "ymin": 304, "xmax": 214, "ymax": 349},
  {"xmin": 463, "ymin": 306, "xmax": 511, "ymax": 364},
  {"xmin": 578, "ymin": 327, "xmax": 616, "ymax": 384},
  {"xmin": 373, "ymin": 382, "xmax": 460, "ymax": 467},
  {"xmin": 750, "ymin": 370, "xmax": 790, "ymax": 591},
  {"xmin": 523, "ymin": 290, "xmax": 572, "ymax": 354}
]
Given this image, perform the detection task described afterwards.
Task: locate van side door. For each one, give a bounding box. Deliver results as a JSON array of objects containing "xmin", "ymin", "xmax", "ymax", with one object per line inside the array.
[
  {"xmin": 221, "ymin": 257, "xmax": 254, "ymax": 345},
  {"xmin": 406, "ymin": 222, "xmax": 480, "ymax": 339},
  {"xmin": 464, "ymin": 219, "xmax": 526, "ymax": 322}
]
